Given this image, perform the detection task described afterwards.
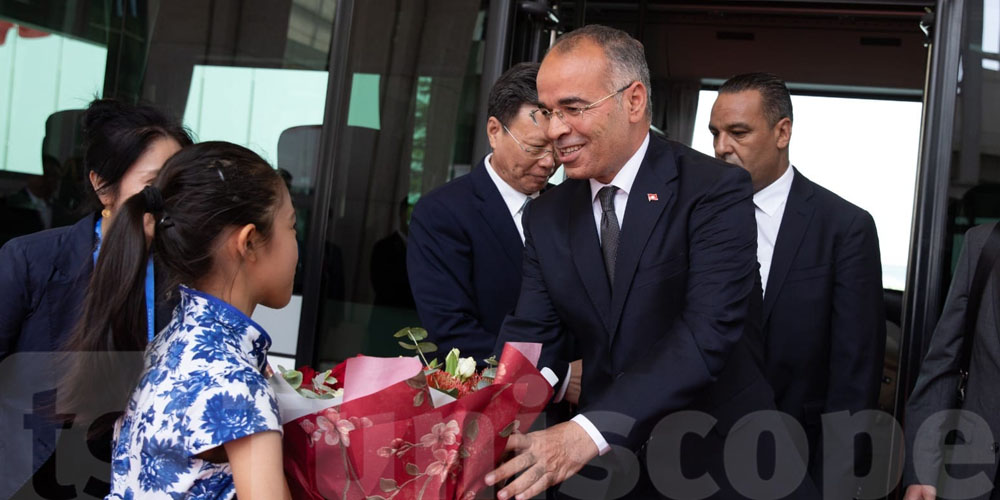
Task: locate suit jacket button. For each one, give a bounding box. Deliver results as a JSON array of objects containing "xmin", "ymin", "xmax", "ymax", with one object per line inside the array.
[{"xmin": 991, "ymin": 443, "xmax": 999, "ymax": 453}]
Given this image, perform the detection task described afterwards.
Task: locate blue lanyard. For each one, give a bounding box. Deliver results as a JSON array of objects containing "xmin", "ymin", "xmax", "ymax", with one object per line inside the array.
[{"xmin": 94, "ymin": 218, "xmax": 156, "ymax": 342}]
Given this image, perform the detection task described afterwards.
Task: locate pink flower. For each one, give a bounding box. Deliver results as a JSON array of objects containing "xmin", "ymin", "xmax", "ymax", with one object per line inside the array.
[
  {"xmin": 316, "ymin": 415, "xmax": 356, "ymax": 447},
  {"xmin": 420, "ymin": 420, "xmax": 460, "ymax": 449},
  {"xmin": 425, "ymin": 448, "xmax": 458, "ymax": 478}
]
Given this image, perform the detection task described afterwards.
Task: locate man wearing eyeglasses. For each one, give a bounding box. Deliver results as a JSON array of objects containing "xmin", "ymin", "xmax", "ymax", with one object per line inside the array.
[
  {"xmin": 489, "ymin": 26, "xmax": 814, "ymax": 499},
  {"xmin": 407, "ymin": 63, "xmax": 559, "ymax": 367}
]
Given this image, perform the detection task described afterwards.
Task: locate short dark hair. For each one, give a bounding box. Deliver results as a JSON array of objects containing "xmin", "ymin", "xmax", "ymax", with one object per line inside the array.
[
  {"xmin": 487, "ymin": 62, "xmax": 540, "ymax": 126},
  {"xmin": 550, "ymin": 24, "xmax": 652, "ymax": 118},
  {"xmin": 718, "ymin": 73, "xmax": 793, "ymax": 126}
]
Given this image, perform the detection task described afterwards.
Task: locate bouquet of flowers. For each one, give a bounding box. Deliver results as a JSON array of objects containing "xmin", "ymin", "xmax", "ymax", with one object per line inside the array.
[{"xmin": 272, "ymin": 328, "xmax": 555, "ymax": 500}]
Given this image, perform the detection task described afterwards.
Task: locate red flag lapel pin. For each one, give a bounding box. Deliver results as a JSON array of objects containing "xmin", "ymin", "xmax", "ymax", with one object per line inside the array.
[{"xmin": 647, "ymin": 193, "xmax": 659, "ymax": 202}]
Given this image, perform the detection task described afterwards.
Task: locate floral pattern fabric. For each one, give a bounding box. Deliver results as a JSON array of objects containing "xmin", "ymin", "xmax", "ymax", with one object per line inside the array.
[{"xmin": 107, "ymin": 286, "xmax": 281, "ymax": 500}]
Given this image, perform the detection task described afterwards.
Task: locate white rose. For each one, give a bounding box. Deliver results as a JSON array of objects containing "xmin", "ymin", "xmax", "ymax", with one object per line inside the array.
[{"xmin": 457, "ymin": 357, "xmax": 477, "ymax": 380}]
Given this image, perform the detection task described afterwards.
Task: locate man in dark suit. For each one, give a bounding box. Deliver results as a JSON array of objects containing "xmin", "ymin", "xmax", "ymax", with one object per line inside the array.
[
  {"xmin": 487, "ymin": 27, "xmax": 801, "ymax": 499},
  {"xmin": 709, "ymin": 73, "xmax": 886, "ymax": 498},
  {"xmin": 903, "ymin": 223, "xmax": 1000, "ymax": 500},
  {"xmin": 407, "ymin": 63, "xmax": 558, "ymax": 365}
]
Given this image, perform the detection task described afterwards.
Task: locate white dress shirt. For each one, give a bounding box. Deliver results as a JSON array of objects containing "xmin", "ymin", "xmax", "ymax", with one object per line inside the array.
[
  {"xmin": 561, "ymin": 133, "xmax": 650, "ymax": 457},
  {"xmin": 588, "ymin": 134, "xmax": 650, "ymax": 236},
  {"xmin": 754, "ymin": 166, "xmax": 795, "ymax": 294},
  {"xmin": 484, "ymin": 153, "xmax": 538, "ymax": 243}
]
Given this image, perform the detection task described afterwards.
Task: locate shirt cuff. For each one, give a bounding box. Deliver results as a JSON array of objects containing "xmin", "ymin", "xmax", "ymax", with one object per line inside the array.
[
  {"xmin": 553, "ymin": 363, "xmax": 571, "ymax": 403},
  {"xmin": 571, "ymin": 414, "xmax": 611, "ymax": 456}
]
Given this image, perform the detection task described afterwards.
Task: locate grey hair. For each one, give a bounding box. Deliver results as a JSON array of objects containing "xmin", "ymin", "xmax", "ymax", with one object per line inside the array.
[{"xmin": 549, "ymin": 24, "xmax": 652, "ymax": 119}]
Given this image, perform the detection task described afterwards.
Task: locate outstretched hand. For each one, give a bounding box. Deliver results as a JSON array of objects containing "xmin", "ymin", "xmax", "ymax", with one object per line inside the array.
[{"xmin": 485, "ymin": 421, "xmax": 599, "ymax": 500}]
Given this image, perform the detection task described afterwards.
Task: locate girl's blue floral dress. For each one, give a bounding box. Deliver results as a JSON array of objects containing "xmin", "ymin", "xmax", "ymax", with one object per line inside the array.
[{"xmin": 106, "ymin": 286, "xmax": 281, "ymax": 500}]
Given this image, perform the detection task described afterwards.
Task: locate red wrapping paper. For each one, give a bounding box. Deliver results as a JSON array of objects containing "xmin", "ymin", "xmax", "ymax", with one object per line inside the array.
[{"xmin": 281, "ymin": 343, "xmax": 554, "ymax": 500}]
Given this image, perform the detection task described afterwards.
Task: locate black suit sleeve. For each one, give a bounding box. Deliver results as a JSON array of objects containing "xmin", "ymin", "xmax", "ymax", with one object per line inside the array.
[
  {"xmin": 407, "ymin": 196, "xmax": 500, "ymax": 361},
  {"xmin": 902, "ymin": 225, "xmax": 984, "ymax": 489},
  {"xmin": 578, "ymin": 167, "xmax": 758, "ymax": 449},
  {"xmin": 0, "ymin": 241, "xmax": 29, "ymax": 362},
  {"xmin": 827, "ymin": 211, "xmax": 886, "ymax": 414}
]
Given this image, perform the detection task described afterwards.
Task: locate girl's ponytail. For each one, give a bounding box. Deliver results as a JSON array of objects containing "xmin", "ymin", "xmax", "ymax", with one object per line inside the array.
[{"xmin": 59, "ymin": 187, "xmax": 162, "ymax": 429}]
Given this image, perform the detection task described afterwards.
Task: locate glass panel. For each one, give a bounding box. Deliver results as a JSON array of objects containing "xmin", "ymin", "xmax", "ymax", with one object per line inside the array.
[
  {"xmin": 312, "ymin": 0, "xmax": 488, "ymax": 369},
  {"xmin": 691, "ymin": 90, "xmax": 922, "ymax": 291},
  {"xmin": 943, "ymin": 0, "xmax": 1000, "ymax": 277}
]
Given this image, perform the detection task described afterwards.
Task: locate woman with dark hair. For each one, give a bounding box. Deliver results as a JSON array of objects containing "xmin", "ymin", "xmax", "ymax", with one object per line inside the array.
[
  {"xmin": 63, "ymin": 141, "xmax": 296, "ymax": 499},
  {"xmin": 0, "ymin": 98, "xmax": 192, "ymax": 497}
]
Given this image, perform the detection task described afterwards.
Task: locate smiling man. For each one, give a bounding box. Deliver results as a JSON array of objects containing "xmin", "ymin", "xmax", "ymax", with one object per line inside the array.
[
  {"xmin": 709, "ymin": 73, "xmax": 885, "ymax": 498},
  {"xmin": 489, "ymin": 27, "xmax": 807, "ymax": 499},
  {"xmin": 407, "ymin": 62, "xmax": 557, "ymax": 364}
]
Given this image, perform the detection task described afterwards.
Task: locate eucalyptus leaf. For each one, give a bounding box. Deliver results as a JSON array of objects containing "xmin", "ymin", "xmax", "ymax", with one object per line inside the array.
[
  {"xmin": 393, "ymin": 328, "xmax": 413, "ymax": 338},
  {"xmin": 413, "ymin": 391, "xmax": 425, "ymax": 407},
  {"xmin": 398, "ymin": 341, "xmax": 418, "ymax": 350},
  {"xmin": 408, "ymin": 328, "xmax": 428, "ymax": 341},
  {"xmin": 416, "ymin": 342, "xmax": 437, "ymax": 353},
  {"xmin": 406, "ymin": 463, "xmax": 420, "ymax": 476}
]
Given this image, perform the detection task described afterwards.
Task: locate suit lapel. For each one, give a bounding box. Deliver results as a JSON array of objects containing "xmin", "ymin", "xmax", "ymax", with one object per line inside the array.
[
  {"xmin": 569, "ymin": 180, "xmax": 614, "ymax": 332},
  {"xmin": 471, "ymin": 160, "xmax": 524, "ymax": 267},
  {"xmin": 762, "ymin": 168, "xmax": 815, "ymax": 323},
  {"xmin": 608, "ymin": 138, "xmax": 677, "ymax": 339}
]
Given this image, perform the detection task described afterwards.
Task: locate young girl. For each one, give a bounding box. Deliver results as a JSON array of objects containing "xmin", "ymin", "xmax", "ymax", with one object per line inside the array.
[{"xmin": 63, "ymin": 141, "xmax": 296, "ymax": 499}]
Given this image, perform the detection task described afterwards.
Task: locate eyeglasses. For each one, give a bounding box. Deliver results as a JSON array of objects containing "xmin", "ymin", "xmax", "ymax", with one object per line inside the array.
[
  {"xmin": 503, "ymin": 125, "xmax": 554, "ymax": 160},
  {"xmin": 530, "ymin": 82, "xmax": 635, "ymax": 126}
]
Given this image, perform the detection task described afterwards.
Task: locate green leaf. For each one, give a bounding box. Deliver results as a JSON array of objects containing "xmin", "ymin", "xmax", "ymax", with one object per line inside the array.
[
  {"xmin": 406, "ymin": 463, "xmax": 421, "ymax": 476},
  {"xmin": 484, "ymin": 355, "xmax": 498, "ymax": 367},
  {"xmin": 481, "ymin": 367, "xmax": 497, "ymax": 379},
  {"xmin": 443, "ymin": 388, "xmax": 459, "ymax": 398},
  {"xmin": 475, "ymin": 378, "xmax": 492, "ymax": 391},
  {"xmin": 407, "ymin": 328, "xmax": 428, "ymax": 341},
  {"xmin": 464, "ymin": 417, "xmax": 479, "ymax": 442},
  {"xmin": 398, "ymin": 341, "xmax": 418, "ymax": 350},
  {"xmin": 416, "ymin": 342, "xmax": 437, "ymax": 353},
  {"xmin": 445, "ymin": 348, "xmax": 460, "ymax": 376},
  {"xmin": 280, "ymin": 367, "xmax": 303, "ymax": 390},
  {"xmin": 427, "ymin": 358, "xmax": 440, "ymax": 369},
  {"xmin": 379, "ymin": 478, "xmax": 398, "ymax": 492},
  {"xmin": 499, "ymin": 420, "xmax": 520, "ymax": 438},
  {"xmin": 394, "ymin": 327, "xmax": 414, "ymax": 338}
]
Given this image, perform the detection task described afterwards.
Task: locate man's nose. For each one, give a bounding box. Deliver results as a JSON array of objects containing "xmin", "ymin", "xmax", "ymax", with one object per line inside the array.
[
  {"xmin": 538, "ymin": 150, "xmax": 556, "ymax": 170},
  {"xmin": 714, "ymin": 134, "xmax": 733, "ymax": 158},
  {"xmin": 545, "ymin": 114, "xmax": 570, "ymax": 140}
]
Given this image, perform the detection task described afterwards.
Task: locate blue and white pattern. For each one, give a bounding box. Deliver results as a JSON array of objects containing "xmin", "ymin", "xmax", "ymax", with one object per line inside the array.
[{"xmin": 107, "ymin": 286, "xmax": 281, "ymax": 500}]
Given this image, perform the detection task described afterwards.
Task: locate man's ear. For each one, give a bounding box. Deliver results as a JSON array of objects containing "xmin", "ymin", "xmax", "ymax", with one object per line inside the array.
[
  {"xmin": 625, "ymin": 81, "xmax": 648, "ymax": 124},
  {"xmin": 234, "ymin": 224, "xmax": 259, "ymax": 261},
  {"xmin": 486, "ymin": 116, "xmax": 502, "ymax": 150},
  {"xmin": 775, "ymin": 117, "xmax": 792, "ymax": 150}
]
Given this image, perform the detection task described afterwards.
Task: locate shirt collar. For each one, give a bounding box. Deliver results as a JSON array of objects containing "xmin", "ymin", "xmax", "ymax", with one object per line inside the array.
[
  {"xmin": 485, "ymin": 153, "xmax": 538, "ymax": 217},
  {"xmin": 589, "ymin": 133, "xmax": 650, "ymax": 202},
  {"xmin": 754, "ymin": 165, "xmax": 795, "ymax": 217},
  {"xmin": 178, "ymin": 285, "xmax": 272, "ymax": 371}
]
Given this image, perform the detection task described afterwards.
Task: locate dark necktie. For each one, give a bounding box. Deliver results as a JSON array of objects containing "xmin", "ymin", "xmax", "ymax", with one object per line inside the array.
[{"xmin": 598, "ymin": 185, "xmax": 620, "ymax": 284}]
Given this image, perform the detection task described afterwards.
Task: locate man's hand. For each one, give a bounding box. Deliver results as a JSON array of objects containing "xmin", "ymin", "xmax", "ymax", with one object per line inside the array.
[
  {"xmin": 485, "ymin": 420, "xmax": 599, "ymax": 500},
  {"xmin": 566, "ymin": 359, "xmax": 583, "ymax": 405},
  {"xmin": 903, "ymin": 485, "xmax": 936, "ymax": 500}
]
